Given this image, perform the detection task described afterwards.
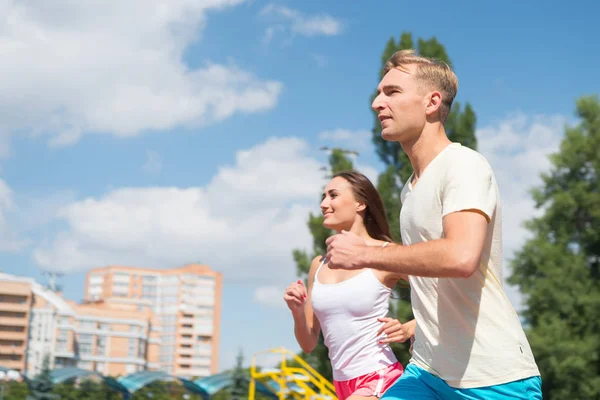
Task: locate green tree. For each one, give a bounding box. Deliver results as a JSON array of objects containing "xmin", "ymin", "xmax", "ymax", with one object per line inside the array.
[
  {"xmin": 229, "ymin": 349, "xmax": 248, "ymax": 400},
  {"xmin": 26, "ymin": 355, "xmax": 58, "ymax": 400},
  {"xmin": 369, "ymin": 32, "xmax": 478, "ymax": 366},
  {"xmin": 508, "ymin": 95, "xmax": 600, "ymax": 399},
  {"xmin": 131, "ymin": 380, "xmax": 197, "ymax": 400},
  {"xmin": 2, "ymin": 380, "xmax": 30, "ymax": 400},
  {"xmin": 291, "ymin": 148, "xmax": 356, "ymax": 380}
]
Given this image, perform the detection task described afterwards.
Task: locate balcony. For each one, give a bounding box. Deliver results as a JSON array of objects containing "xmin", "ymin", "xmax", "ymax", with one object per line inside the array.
[
  {"xmin": 179, "ymin": 317, "xmax": 194, "ymax": 325},
  {"xmin": 0, "ymin": 317, "xmax": 28, "ymax": 327},
  {"xmin": 0, "ymin": 344, "xmax": 26, "ymax": 354},
  {"xmin": 178, "ymin": 337, "xmax": 194, "ymax": 346},
  {"xmin": 195, "ymin": 348, "xmax": 212, "ymax": 357},
  {"xmin": 0, "ymin": 303, "xmax": 30, "ymax": 313},
  {"xmin": 195, "ymin": 327, "xmax": 213, "ymax": 336},
  {"xmin": 187, "ymin": 357, "xmax": 211, "ymax": 367},
  {"xmin": 178, "ymin": 327, "xmax": 194, "ymax": 336},
  {"xmin": 178, "ymin": 347, "xmax": 194, "ymax": 356},
  {"xmin": 0, "ymin": 331, "xmax": 27, "ymax": 341},
  {"xmin": 0, "ymin": 359, "xmax": 25, "ymax": 370},
  {"xmin": 178, "ymin": 367, "xmax": 210, "ymax": 378},
  {"xmin": 55, "ymin": 351, "xmax": 76, "ymax": 359}
]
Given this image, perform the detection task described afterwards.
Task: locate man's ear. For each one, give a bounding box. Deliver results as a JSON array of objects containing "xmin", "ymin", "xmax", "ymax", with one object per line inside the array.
[{"xmin": 425, "ymin": 91, "xmax": 443, "ymax": 117}]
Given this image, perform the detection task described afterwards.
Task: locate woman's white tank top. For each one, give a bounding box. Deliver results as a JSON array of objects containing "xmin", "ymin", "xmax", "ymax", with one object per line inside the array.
[{"xmin": 311, "ymin": 260, "xmax": 398, "ymax": 381}]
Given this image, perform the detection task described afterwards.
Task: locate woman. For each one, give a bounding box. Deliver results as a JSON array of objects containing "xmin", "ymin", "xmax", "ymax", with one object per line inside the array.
[{"xmin": 284, "ymin": 171, "xmax": 415, "ymax": 400}]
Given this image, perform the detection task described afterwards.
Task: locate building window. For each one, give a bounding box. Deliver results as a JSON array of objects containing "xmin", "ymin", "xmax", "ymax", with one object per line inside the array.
[
  {"xmin": 128, "ymin": 339, "xmax": 137, "ymax": 358},
  {"xmin": 96, "ymin": 337, "xmax": 106, "ymax": 356},
  {"xmin": 142, "ymin": 276, "xmax": 158, "ymax": 284},
  {"xmin": 79, "ymin": 320, "xmax": 96, "ymax": 330},
  {"xmin": 78, "ymin": 361, "xmax": 92, "ymax": 370},
  {"xmin": 89, "ymin": 274, "xmax": 104, "ymax": 284},
  {"xmin": 79, "ymin": 343, "xmax": 93, "ymax": 355},
  {"xmin": 57, "ymin": 330, "xmax": 69, "ymax": 352},
  {"xmin": 142, "ymin": 285, "xmax": 157, "ymax": 295},
  {"xmin": 196, "ymin": 342, "xmax": 211, "ymax": 352},
  {"xmin": 163, "ymin": 276, "xmax": 179, "ymax": 284},
  {"xmin": 138, "ymin": 340, "xmax": 146, "ymax": 358}
]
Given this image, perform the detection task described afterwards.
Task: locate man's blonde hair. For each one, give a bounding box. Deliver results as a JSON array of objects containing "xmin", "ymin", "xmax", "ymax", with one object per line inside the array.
[{"xmin": 383, "ymin": 49, "xmax": 458, "ymax": 123}]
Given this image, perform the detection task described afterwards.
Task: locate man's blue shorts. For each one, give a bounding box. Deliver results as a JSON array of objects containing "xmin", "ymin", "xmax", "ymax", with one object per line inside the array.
[{"xmin": 381, "ymin": 363, "xmax": 542, "ymax": 400}]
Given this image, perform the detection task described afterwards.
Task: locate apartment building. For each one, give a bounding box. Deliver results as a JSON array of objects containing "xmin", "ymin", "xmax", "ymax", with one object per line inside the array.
[
  {"xmin": 0, "ymin": 272, "xmax": 160, "ymax": 378},
  {"xmin": 85, "ymin": 264, "xmax": 222, "ymax": 378},
  {"xmin": 0, "ymin": 277, "xmax": 32, "ymax": 374},
  {"xmin": 57, "ymin": 299, "xmax": 161, "ymax": 376}
]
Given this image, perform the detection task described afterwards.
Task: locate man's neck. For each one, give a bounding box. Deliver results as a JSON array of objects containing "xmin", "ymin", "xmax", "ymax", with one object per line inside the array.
[{"xmin": 403, "ymin": 125, "xmax": 452, "ymax": 181}]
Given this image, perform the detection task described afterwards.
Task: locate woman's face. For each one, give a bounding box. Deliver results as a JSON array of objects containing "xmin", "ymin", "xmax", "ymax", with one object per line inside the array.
[{"xmin": 320, "ymin": 177, "xmax": 364, "ymax": 231}]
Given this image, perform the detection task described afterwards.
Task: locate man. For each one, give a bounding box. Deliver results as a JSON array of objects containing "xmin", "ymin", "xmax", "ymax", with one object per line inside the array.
[{"xmin": 325, "ymin": 50, "xmax": 542, "ymax": 399}]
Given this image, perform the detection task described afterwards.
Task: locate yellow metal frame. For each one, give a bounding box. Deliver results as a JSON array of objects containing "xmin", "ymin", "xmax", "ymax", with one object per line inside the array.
[{"xmin": 249, "ymin": 347, "xmax": 337, "ymax": 400}]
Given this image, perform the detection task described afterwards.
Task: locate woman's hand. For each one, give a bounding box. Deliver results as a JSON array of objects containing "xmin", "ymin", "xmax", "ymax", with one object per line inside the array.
[{"xmin": 376, "ymin": 317, "xmax": 416, "ymax": 344}]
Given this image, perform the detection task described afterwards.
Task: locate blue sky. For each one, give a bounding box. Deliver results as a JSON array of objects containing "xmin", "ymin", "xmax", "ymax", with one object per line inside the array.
[{"xmin": 1, "ymin": 0, "xmax": 599, "ymax": 372}]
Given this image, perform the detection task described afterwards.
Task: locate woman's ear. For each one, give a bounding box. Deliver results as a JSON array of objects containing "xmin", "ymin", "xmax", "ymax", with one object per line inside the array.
[{"xmin": 356, "ymin": 202, "xmax": 367, "ymax": 212}]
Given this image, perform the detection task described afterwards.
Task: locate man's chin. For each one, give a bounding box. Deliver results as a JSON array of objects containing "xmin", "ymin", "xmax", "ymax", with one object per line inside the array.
[{"xmin": 381, "ymin": 130, "xmax": 398, "ymax": 142}]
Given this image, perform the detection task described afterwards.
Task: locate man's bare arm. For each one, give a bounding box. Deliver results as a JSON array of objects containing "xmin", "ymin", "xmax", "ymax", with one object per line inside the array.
[{"xmin": 359, "ymin": 210, "xmax": 488, "ymax": 278}]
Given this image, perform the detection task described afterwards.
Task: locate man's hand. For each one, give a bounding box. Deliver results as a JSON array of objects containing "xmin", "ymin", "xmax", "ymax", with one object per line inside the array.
[{"xmin": 325, "ymin": 231, "xmax": 367, "ymax": 270}]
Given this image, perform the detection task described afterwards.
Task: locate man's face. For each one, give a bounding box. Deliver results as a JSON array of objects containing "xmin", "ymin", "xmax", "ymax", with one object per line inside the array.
[{"xmin": 371, "ymin": 65, "xmax": 428, "ymax": 144}]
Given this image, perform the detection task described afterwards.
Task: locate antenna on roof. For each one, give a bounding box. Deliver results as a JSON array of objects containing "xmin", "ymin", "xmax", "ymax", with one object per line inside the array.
[{"xmin": 43, "ymin": 271, "xmax": 64, "ymax": 292}]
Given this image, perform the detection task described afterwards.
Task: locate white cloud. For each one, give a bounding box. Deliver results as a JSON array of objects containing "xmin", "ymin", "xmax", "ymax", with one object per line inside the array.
[
  {"xmin": 355, "ymin": 163, "xmax": 380, "ymax": 185},
  {"xmin": 0, "ymin": 179, "xmax": 29, "ymax": 252},
  {"xmin": 0, "ymin": 135, "xmax": 10, "ymax": 159},
  {"xmin": 262, "ymin": 25, "xmax": 286, "ymax": 45},
  {"xmin": 0, "ymin": 0, "xmax": 282, "ymax": 151},
  {"xmin": 260, "ymin": 4, "xmax": 342, "ymax": 43},
  {"xmin": 33, "ymin": 138, "xmax": 327, "ymax": 285},
  {"xmin": 318, "ymin": 129, "xmax": 371, "ymax": 152},
  {"xmin": 143, "ymin": 150, "xmax": 163, "ymax": 173},
  {"xmin": 477, "ymin": 113, "xmax": 567, "ymax": 309},
  {"xmin": 318, "ymin": 128, "xmax": 379, "ymax": 181},
  {"xmin": 254, "ymin": 285, "xmax": 286, "ymax": 308}
]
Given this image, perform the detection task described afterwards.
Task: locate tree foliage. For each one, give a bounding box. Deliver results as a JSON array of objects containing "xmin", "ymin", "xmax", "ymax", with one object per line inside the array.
[
  {"xmin": 229, "ymin": 349, "xmax": 248, "ymax": 400},
  {"xmin": 26, "ymin": 355, "xmax": 58, "ymax": 400},
  {"xmin": 508, "ymin": 95, "xmax": 600, "ymax": 399}
]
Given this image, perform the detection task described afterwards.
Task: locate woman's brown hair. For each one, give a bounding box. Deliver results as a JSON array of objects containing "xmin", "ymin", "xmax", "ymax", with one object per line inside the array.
[{"xmin": 332, "ymin": 171, "xmax": 393, "ymax": 243}]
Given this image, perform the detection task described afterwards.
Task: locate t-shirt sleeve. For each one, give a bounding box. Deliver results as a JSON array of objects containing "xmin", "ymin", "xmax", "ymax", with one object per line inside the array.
[{"xmin": 440, "ymin": 152, "xmax": 496, "ymax": 222}]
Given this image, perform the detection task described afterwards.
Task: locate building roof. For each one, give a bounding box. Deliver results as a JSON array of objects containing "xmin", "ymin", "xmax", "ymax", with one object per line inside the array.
[{"xmin": 0, "ymin": 272, "xmax": 75, "ymax": 316}]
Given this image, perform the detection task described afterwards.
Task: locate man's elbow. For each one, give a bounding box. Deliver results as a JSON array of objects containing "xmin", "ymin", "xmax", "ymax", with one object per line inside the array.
[{"xmin": 453, "ymin": 251, "xmax": 480, "ymax": 278}]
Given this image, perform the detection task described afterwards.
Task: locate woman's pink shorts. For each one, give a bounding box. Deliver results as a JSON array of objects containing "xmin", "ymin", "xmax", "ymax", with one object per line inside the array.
[{"xmin": 333, "ymin": 362, "xmax": 404, "ymax": 400}]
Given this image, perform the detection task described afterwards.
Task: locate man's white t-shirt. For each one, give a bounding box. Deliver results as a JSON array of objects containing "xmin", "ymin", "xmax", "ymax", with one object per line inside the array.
[{"xmin": 400, "ymin": 142, "xmax": 540, "ymax": 389}]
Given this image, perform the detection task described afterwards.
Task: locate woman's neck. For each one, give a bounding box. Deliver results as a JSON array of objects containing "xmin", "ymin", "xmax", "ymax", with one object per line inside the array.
[{"xmin": 337, "ymin": 219, "xmax": 375, "ymax": 243}]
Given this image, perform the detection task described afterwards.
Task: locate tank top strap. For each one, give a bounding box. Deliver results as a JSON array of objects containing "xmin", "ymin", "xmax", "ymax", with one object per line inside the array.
[{"xmin": 314, "ymin": 257, "xmax": 326, "ymax": 283}]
